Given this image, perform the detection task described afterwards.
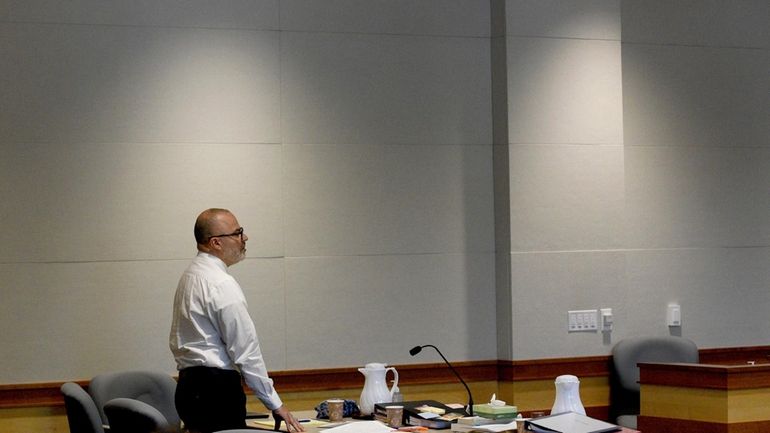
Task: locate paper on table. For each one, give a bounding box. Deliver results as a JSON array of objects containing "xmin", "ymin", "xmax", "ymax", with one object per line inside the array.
[
  {"xmin": 249, "ymin": 418, "xmax": 327, "ymax": 429},
  {"xmin": 323, "ymin": 420, "xmax": 394, "ymax": 433},
  {"xmin": 464, "ymin": 421, "xmax": 518, "ymax": 432},
  {"xmin": 527, "ymin": 412, "xmax": 619, "ymax": 433}
]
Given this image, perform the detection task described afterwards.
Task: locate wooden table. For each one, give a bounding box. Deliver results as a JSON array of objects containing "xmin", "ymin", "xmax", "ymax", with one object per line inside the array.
[
  {"xmin": 246, "ymin": 410, "xmax": 640, "ymax": 432},
  {"xmin": 247, "ymin": 411, "xmax": 429, "ymax": 432}
]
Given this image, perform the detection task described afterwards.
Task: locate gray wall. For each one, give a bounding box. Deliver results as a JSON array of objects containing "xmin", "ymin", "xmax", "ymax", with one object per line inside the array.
[
  {"xmin": 502, "ymin": 0, "xmax": 770, "ymax": 360},
  {"xmin": 0, "ymin": 0, "xmax": 768, "ymax": 383},
  {"xmin": 0, "ymin": 0, "xmax": 496, "ymax": 383}
]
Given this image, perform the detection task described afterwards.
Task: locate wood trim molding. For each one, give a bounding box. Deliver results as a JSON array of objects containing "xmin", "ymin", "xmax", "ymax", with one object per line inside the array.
[
  {"xmin": 639, "ymin": 416, "xmax": 770, "ymax": 433},
  {"xmin": 699, "ymin": 345, "xmax": 770, "ymax": 365},
  {"xmin": 0, "ymin": 361, "xmax": 503, "ymax": 409},
  {"xmin": 271, "ymin": 360, "xmax": 500, "ymax": 392},
  {"xmin": 0, "ymin": 358, "xmax": 607, "ymax": 409},
  {"xmin": 639, "ymin": 362, "xmax": 770, "ymax": 390},
  {"xmin": 0, "ymin": 380, "xmax": 88, "ymax": 408},
  {"xmin": 4, "ymin": 346, "xmax": 769, "ymax": 409},
  {"xmin": 498, "ymin": 355, "xmax": 611, "ymax": 381}
]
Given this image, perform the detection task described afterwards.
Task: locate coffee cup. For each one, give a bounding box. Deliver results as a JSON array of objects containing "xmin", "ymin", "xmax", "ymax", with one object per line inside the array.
[
  {"xmin": 386, "ymin": 405, "xmax": 403, "ymax": 428},
  {"xmin": 327, "ymin": 399, "xmax": 344, "ymax": 422}
]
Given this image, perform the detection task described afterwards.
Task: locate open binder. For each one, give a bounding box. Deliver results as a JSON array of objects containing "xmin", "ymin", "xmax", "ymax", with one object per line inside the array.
[{"xmin": 525, "ymin": 412, "xmax": 620, "ymax": 433}]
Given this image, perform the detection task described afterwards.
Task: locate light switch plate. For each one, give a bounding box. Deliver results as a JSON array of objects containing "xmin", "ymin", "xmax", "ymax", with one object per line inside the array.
[{"xmin": 568, "ymin": 309, "xmax": 598, "ymax": 332}]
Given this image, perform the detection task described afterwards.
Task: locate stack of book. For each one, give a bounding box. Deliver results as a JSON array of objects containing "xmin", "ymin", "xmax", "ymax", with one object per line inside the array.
[
  {"xmin": 374, "ymin": 400, "xmax": 467, "ymax": 429},
  {"xmin": 450, "ymin": 416, "xmax": 518, "ymax": 432},
  {"xmin": 472, "ymin": 403, "xmax": 518, "ymax": 421}
]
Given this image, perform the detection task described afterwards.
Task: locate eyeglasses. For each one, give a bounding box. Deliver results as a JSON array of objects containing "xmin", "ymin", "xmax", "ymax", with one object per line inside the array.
[{"xmin": 207, "ymin": 227, "xmax": 244, "ymax": 242}]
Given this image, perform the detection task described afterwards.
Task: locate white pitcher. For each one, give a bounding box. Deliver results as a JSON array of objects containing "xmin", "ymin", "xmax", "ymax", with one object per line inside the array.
[
  {"xmin": 358, "ymin": 362, "xmax": 399, "ymax": 415},
  {"xmin": 551, "ymin": 374, "xmax": 586, "ymax": 415}
]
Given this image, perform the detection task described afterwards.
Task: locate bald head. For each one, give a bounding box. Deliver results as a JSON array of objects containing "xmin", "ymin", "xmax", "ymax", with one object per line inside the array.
[
  {"xmin": 193, "ymin": 208, "xmax": 248, "ymax": 266},
  {"xmin": 194, "ymin": 208, "xmax": 233, "ymax": 245}
]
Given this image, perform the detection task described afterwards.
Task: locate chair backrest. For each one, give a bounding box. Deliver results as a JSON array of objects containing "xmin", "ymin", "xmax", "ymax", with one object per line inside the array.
[
  {"xmin": 610, "ymin": 336, "xmax": 699, "ymax": 428},
  {"xmin": 60, "ymin": 382, "xmax": 105, "ymax": 433},
  {"xmin": 104, "ymin": 398, "xmax": 170, "ymax": 433},
  {"xmin": 89, "ymin": 371, "xmax": 180, "ymax": 429},
  {"xmin": 612, "ymin": 336, "xmax": 699, "ymax": 392}
]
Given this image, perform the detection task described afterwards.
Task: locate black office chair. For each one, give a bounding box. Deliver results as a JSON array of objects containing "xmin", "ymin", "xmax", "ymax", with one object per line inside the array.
[
  {"xmin": 610, "ymin": 336, "xmax": 699, "ymax": 429},
  {"xmin": 104, "ymin": 397, "xmax": 172, "ymax": 433},
  {"xmin": 60, "ymin": 382, "xmax": 105, "ymax": 433},
  {"xmin": 89, "ymin": 370, "xmax": 180, "ymax": 431}
]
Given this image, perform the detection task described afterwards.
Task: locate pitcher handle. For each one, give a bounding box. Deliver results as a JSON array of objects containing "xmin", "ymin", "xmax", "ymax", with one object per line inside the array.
[{"xmin": 387, "ymin": 367, "xmax": 399, "ymax": 397}]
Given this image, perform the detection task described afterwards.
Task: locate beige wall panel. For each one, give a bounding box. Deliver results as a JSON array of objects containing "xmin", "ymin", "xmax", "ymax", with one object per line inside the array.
[
  {"xmin": 0, "ymin": 0, "xmax": 279, "ymax": 29},
  {"xmin": 283, "ymin": 253, "xmax": 496, "ymax": 369},
  {"xmin": 508, "ymin": 144, "xmax": 624, "ymax": 252},
  {"xmin": 0, "ymin": 257, "xmax": 286, "ymax": 383},
  {"xmin": 624, "ymin": 248, "xmax": 770, "ymax": 347},
  {"xmin": 0, "ymin": 23, "xmax": 280, "ymax": 144},
  {"xmin": 228, "ymin": 258, "xmax": 288, "ymax": 370},
  {"xmin": 506, "ymin": 36, "xmax": 623, "ymax": 145},
  {"xmin": 622, "ymin": 45, "xmax": 770, "ymax": 148},
  {"xmin": 621, "ymin": 0, "xmax": 770, "ymax": 49},
  {"xmin": 625, "ymin": 146, "xmax": 770, "ymax": 248},
  {"xmin": 283, "ymin": 144, "xmax": 494, "ymax": 257},
  {"xmin": 509, "ymin": 251, "xmax": 625, "ymax": 360},
  {"xmin": 0, "ymin": 142, "xmax": 284, "ymax": 262},
  {"xmin": 0, "ymin": 261, "xmax": 182, "ymax": 382},
  {"xmin": 506, "ymin": 0, "xmax": 620, "ymax": 40},
  {"xmin": 280, "ymin": 31, "xmax": 491, "ymax": 146},
  {"xmin": 280, "ymin": 0, "xmax": 489, "ymax": 36}
]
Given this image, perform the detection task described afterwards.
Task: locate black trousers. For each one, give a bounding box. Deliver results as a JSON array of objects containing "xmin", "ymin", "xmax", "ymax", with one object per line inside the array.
[{"xmin": 175, "ymin": 366, "xmax": 247, "ymax": 433}]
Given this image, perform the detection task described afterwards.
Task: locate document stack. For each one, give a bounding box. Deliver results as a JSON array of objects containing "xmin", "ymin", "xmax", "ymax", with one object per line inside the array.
[
  {"xmin": 450, "ymin": 416, "xmax": 518, "ymax": 432},
  {"xmin": 374, "ymin": 400, "xmax": 465, "ymax": 429},
  {"xmin": 450, "ymin": 394, "xmax": 518, "ymax": 432}
]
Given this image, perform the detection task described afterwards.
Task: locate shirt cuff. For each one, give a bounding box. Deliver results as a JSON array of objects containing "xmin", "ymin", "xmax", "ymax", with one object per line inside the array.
[{"xmin": 262, "ymin": 389, "xmax": 283, "ymax": 411}]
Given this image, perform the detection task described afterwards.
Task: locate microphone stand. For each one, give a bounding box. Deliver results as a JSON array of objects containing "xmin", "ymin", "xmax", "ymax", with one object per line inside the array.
[{"xmin": 410, "ymin": 344, "xmax": 474, "ymax": 416}]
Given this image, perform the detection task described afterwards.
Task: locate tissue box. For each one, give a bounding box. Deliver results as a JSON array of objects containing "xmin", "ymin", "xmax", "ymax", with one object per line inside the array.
[{"xmin": 472, "ymin": 404, "xmax": 518, "ymax": 420}]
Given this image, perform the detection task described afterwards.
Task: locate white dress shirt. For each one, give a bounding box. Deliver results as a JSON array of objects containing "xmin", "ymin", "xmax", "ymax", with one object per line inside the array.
[{"xmin": 170, "ymin": 251, "xmax": 283, "ymax": 410}]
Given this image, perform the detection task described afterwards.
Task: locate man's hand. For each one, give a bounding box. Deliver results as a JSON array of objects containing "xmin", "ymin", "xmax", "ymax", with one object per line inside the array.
[{"xmin": 272, "ymin": 405, "xmax": 306, "ymax": 432}]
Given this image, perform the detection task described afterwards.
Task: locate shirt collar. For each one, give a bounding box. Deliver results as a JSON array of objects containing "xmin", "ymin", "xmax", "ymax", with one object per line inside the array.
[{"xmin": 197, "ymin": 251, "xmax": 228, "ymax": 272}]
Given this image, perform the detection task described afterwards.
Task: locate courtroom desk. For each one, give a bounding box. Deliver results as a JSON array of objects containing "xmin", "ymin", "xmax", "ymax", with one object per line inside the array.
[
  {"xmin": 638, "ymin": 361, "xmax": 770, "ymax": 433},
  {"xmin": 247, "ymin": 411, "xmax": 442, "ymax": 432},
  {"xmin": 247, "ymin": 410, "xmax": 641, "ymax": 432},
  {"xmin": 247, "ymin": 410, "xmax": 449, "ymax": 432}
]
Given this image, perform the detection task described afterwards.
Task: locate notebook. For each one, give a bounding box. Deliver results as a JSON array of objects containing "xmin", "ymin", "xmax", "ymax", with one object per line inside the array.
[{"xmin": 525, "ymin": 412, "xmax": 620, "ymax": 433}]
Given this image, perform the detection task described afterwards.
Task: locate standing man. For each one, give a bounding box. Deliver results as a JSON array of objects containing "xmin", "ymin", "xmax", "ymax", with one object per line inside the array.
[{"xmin": 170, "ymin": 208, "xmax": 305, "ymax": 432}]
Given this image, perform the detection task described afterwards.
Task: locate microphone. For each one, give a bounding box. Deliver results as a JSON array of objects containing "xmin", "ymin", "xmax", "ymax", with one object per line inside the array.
[{"xmin": 409, "ymin": 344, "xmax": 474, "ymax": 416}]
